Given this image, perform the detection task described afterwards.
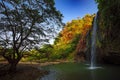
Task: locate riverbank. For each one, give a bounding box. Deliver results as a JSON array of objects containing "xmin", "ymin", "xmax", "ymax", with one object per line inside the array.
[
  {"xmin": 0, "ymin": 62, "xmax": 48, "ymax": 80},
  {"xmin": 0, "ymin": 60, "xmax": 68, "ymax": 80}
]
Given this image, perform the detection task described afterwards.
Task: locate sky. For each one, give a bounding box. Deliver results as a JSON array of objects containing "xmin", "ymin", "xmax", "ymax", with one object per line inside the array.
[
  {"xmin": 55, "ymin": 0, "xmax": 98, "ymax": 23},
  {"xmin": 0, "ymin": 0, "xmax": 98, "ymax": 44}
]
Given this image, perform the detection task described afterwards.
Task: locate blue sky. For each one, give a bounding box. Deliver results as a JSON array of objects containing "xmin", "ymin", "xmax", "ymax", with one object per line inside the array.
[{"xmin": 55, "ymin": 0, "xmax": 98, "ymax": 23}]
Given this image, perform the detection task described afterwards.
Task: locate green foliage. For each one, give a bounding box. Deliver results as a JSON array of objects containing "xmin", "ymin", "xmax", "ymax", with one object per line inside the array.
[
  {"xmin": 21, "ymin": 44, "xmax": 54, "ymax": 62},
  {"xmin": 22, "ymin": 14, "xmax": 94, "ymax": 62},
  {"xmin": 50, "ymin": 15, "xmax": 94, "ymax": 61},
  {"xmin": 95, "ymin": 0, "xmax": 120, "ymax": 29},
  {"xmin": 96, "ymin": 0, "xmax": 120, "ymax": 52},
  {"xmin": 67, "ymin": 51, "xmax": 75, "ymax": 62}
]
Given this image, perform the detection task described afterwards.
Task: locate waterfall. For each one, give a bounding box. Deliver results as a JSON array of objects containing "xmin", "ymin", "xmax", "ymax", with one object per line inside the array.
[{"xmin": 90, "ymin": 14, "xmax": 97, "ymax": 69}]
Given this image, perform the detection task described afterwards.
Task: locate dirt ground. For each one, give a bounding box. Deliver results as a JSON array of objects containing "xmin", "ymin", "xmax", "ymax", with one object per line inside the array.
[
  {"xmin": 0, "ymin": 60, "xmax": 68, "ymax": 80},
  {"xmin": 0, "ymin": 62, "xmax": 49, "ymax": 80}
]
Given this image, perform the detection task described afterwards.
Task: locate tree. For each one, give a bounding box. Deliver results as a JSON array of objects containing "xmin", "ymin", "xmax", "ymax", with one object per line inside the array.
[
  {"xmin": 0, "ymin": 0, "xmax": 63, "ymax": 72},
  {"xmin": 52, "ymin": 14, "xmax": 94, "ymax": 61},
  {"xmin": 37, "ymin": 44, "xmax": 53, "ymax": 60}
]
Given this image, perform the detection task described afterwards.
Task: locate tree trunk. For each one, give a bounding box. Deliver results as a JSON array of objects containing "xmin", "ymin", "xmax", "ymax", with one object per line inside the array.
[
  {"xmin": 2, "ymin": 49, "xmax": 22, "ymax": 73},
  {"xmin": 9, "ymin": 62, "xmax": 18, "ymax": 72}
]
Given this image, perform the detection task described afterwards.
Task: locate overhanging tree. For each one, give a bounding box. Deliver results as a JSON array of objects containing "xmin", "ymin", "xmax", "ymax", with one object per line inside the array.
[{"xmin": 0, "ymin": 0, "xmax": 63, "ymax": 72}]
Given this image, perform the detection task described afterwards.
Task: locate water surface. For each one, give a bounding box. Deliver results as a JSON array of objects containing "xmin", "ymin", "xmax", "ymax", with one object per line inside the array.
[{"xmin": 40, "ymin": 63, "xmax": 120, "ymax": 80}]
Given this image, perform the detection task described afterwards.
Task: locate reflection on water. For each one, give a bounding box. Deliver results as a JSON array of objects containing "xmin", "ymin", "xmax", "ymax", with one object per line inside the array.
[
  {"xmin": 41, "ymin": 70, "xmax": 96, "ymax": 80},
  {"xmin": 91, "ymin": 70, "xmax": 95, "ymax": 80},
  {"xmin": 39, "ymin": 63, "xmax": 120, "ymax": 80},
  {"xmin": 40, "ymin": 69, "xmax": 57, "ymax": 80},
  {"xmin": 88, "ymin": 66, "xmax": 103, "ymax": 70}
]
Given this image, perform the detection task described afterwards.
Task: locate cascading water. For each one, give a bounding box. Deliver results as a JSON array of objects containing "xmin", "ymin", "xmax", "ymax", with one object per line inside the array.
[{"xmin": 89, "ymin": 14, "xmax": 97, "ymax": 69}]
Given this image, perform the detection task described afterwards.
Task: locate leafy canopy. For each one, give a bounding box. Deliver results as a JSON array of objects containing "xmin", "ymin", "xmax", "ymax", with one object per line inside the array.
[{"xmin": 0, "ymin": 0, "xmax": 63, "ymax": 71}]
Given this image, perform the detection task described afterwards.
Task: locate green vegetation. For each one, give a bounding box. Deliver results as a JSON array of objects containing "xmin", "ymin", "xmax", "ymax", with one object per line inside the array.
[
  {"xmin": 95, "ymin": 0, "xmax": 120, "ymax": 51},
  {"xmin": 93, "ymin": 0, "xmax": 120, "ymax": 64},
  {"xmin": 21, "ymin": 14, "xmax": 94, "ymax": 62},
  {"xmin": 22, "ymin": 0, "xmax": 120, "ymax": 64}
]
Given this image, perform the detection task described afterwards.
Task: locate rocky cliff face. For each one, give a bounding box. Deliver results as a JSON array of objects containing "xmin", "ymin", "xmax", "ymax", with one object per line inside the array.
[{"xmin": 93, "ymin": 0, "xmax": 120, "ymax": 64}]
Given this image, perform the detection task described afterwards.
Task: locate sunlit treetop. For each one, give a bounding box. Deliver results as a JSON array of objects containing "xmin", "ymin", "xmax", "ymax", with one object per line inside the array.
[{"xmin": 56, "ymin": 14, "xmax": 94, "ymax": 45}]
